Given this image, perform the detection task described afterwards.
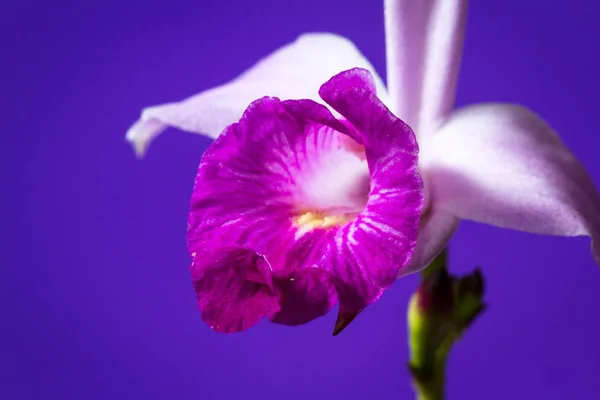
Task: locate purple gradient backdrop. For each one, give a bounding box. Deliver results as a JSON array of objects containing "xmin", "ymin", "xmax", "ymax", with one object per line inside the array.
[{"xmin": 3, "ymin": 0, "xmax": 600, "ymax": 399}]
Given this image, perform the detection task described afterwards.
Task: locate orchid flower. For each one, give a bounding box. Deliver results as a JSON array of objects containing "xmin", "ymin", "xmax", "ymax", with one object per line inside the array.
[
  {"xmin": 127, "ymin": 0, "xmax": 600, "ymax": 331},
  {"xmin": 188, "ymin": 69, "xmax": 423, "ymax": 332}
]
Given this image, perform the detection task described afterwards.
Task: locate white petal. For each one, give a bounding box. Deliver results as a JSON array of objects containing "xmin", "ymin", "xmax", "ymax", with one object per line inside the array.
[
  {"xmin": 418, "ymin": 0, "xmax": 467, "ymax": 135},
  {"xmin": 421, "ymin": 103, "xmax": 600, "ymax": 264},
  {"xmin": 399, "ymin": 207, "xmax": 460, "ymax": 277},
  {"xmin": 126, "ymin": 33, "xmax": 387, "ymax": 157},
  {"xmin": 383, "ymin": 0, "xmax": 467, "ymax": 139},
  {"xmin": 384, "ymin": 0, "xmax": 434, "ymax": 128}
]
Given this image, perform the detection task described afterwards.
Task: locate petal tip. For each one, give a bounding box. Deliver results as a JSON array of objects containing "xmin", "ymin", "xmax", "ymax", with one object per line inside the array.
[
  {"xmin": 125, "ymin": 117, "xmax": 167, "ymax": 158},
  {"xmin": 125, "ymin": 135, "xmax": 148, "ymax": 159},
  {"xmin": 332, "ymin": 308, "xmax": 363, "ymax": 336}
]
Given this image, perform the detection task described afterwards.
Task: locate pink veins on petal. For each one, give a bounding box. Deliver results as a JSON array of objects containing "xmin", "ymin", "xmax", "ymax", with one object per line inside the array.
[{"xmin": 187, "ymin": 68, "xmax": 424, "ymax": 333}]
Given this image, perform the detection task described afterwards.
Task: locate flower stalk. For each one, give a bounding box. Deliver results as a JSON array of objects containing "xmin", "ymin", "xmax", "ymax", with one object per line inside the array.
[{"xmin": 408, "ymin": 250, "xmax": 486, "ymax": 400}]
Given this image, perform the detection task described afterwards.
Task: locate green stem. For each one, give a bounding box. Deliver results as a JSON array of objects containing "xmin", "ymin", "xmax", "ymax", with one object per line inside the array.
[
  {"xmin": 415, "ymin": 372, "xmax": 444, "ymax": 400},
  {"xmin": 408, "ymin": 249, "xmax": 486, "ymax": 400},
  {"xmin": 410, "ymin": 329, "xmax": 449, "ymax": 400}
]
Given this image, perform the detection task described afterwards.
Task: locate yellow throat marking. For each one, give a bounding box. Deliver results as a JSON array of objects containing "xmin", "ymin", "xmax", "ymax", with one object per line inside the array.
[{"xmin": 294, "ymin": 211, "xmax": 351, "ymax": 237}]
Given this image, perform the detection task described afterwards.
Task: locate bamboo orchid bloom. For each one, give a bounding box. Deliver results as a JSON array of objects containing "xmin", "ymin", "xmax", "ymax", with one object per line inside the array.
[
  {"xmin": 188, "ymin": 69, "xmax": 423, "ymax": 332},
  {"xmin": 127, "ymin": 0, "xmax": 600, "ymax": 331}
]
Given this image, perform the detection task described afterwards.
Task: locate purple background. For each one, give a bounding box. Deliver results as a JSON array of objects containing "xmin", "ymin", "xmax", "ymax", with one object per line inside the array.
[{"xmin": 4, "ymin": 0, "xmax": 600, "ymax": 399}]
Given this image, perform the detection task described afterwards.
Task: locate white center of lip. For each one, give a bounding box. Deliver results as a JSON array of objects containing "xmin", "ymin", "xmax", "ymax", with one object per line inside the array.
[{"xmin": 295, "ymin": 148, "xmax": 370, "ymax": 216}]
